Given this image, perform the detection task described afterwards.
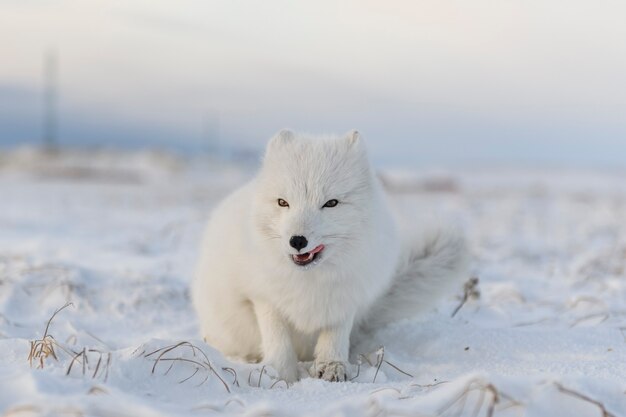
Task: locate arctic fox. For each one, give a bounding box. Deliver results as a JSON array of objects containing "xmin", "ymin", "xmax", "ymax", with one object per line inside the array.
[{"xmin": 192, "ymin": 130, "xmax": 468, "ymax": 382}]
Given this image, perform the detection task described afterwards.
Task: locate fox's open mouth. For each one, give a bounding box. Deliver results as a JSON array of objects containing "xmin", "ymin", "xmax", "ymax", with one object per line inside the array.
[{"xmin": 292, "ymin": 244, "xmax": 325, "ymax": 267}]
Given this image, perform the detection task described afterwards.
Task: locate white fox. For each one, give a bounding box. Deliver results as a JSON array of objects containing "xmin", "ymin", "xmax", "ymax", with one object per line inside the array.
[{"xmin": 192, "ymin": 130, "xmax": 468, "ymax": 382}]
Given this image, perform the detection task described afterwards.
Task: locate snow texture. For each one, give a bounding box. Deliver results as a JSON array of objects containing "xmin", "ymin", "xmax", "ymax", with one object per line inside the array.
[{"xmin": 1, "ymin": 148, "xmax": 625, "ymax": 417}]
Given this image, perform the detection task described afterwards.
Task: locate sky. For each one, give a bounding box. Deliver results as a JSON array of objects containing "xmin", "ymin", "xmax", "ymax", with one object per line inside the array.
[{"xmin": 1, "ymin": 0, "xmax": 626, "ymax": 167}]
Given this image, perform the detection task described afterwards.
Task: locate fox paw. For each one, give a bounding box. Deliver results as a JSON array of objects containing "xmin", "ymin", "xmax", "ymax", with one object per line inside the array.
[
  {"xmin": 267, "ymin": 359, "xmax": 299, "ymax": 383},
  {"xmin": 312, "ymin": 361, "xmax": 348, "ymax": 382}
]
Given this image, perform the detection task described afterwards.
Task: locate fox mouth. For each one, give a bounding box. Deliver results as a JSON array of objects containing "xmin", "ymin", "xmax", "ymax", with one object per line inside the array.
[{"xmin": 292, "ymin": 244, "xmax": 325, "ymax": 267}]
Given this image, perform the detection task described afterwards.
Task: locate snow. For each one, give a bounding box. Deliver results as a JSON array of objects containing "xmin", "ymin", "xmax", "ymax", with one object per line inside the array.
[{"xmin": 1, "ymin": 148, "xmax": 625, "ymax": 416}]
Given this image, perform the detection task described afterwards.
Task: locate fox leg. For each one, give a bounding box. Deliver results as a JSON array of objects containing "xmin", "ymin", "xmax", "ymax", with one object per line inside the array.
[
  {"xmin": 311, "ymin": 315, "xmax": 354, "ymax": 382},
  {"xmin": 254, "ymin": 300, "xmax": 299, "ymax": 382}
]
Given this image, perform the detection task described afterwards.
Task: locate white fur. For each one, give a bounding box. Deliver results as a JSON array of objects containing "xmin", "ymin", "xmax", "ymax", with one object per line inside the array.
[{"xmin": 192, "ymin": 130, "xmax": 468, "ymax": 382}]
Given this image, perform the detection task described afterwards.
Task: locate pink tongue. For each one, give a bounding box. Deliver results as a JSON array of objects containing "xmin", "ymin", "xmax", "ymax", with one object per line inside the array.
[
  {"xmin": 295, "ymin": 245, "xmax": 325, "ymax": 261},
  {"xmin": 310, "ymin": 244, "xmax": 325, "ymax": 255}
]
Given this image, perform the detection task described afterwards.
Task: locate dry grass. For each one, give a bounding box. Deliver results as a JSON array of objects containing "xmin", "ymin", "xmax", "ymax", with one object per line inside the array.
[
  {"xmin": 451, "ymin": 277, "xmax": 480, "ymax": 318},
  {"xmin": 66, "ymin": 348, "xmax": 112, "ymax": 382},
  {"xmin": 16, "ymin": 303, "xmax": 624, "ymax": 417},
  {"xmin": 144, "ymin": 341, "xmax": 231, "ymax": 392},
  {"xmin": 554, "ymin": 382, "xmax": 616, "ymax": 417},
  {"xmin": 434, "ymin": 378, "xmax": 521, "ymax": 417},
  {"xmin": 26, "ymin": 302, "xmax": 112, "ymax": 383},
  {"xmin": 364, "ymin": 377, "xmax": 613, "ymax": 417},
  {"xmin": 27, "ymin": 302, "xmax": 73, "ymax": 368},
  {"xmin": 222, "ymin": 366, "xmax": 240, "ymax": 387},
  {"xmin": 352, "ymin": 346, "xmax": 414, "ymax": 383},
  {"xmin": 143, "ymin": 341, "xmax": 301, "ymax": 391}
]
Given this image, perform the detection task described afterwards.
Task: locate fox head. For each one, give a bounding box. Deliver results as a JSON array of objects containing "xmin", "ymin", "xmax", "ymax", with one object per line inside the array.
[{"xmin": 253, "ymin": 130, "xmax": 377, "ymax": 270}]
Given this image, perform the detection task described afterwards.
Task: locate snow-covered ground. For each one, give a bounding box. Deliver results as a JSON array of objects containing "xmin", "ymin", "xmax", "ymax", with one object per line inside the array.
[{"xmin": 1, "ymin": 148, "xmax": 625, "ymax": 417}]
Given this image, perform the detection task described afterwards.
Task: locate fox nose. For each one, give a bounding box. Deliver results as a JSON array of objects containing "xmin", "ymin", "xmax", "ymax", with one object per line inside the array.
[{"xmin": 289, "ymin": 235, "xmax": 308, "ymax": 251}]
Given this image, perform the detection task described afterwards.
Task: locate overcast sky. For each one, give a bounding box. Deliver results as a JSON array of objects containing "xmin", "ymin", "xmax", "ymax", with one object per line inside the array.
[{"xmin": 1, "ymin": 1, "xmax": 626, "ymax": 167}]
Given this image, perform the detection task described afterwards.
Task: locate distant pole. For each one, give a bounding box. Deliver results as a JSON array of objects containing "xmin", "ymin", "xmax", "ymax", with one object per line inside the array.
[{"xmin": 43, "ymin": 49, "xmax": 58, "ymax": 150}]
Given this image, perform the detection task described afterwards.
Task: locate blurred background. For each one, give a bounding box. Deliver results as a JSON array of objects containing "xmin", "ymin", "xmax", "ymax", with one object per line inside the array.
[{"xmin": 1, "ymin": 0, "xmax": 625, "ymax": 168}]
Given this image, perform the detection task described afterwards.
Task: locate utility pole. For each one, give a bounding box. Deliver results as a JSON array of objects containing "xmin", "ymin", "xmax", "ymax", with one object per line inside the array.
[{"xmin": 43, "ymin": 49, "xmax": 58, "ymax": 151}]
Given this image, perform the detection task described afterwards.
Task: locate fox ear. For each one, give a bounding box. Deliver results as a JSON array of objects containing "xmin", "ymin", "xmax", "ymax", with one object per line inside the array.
[
  {"xmin": 268, "ymin": 129, "xmax": 295, "ymax": 151},
  {"xmin": 346, "ymin": 130, "xmax": 361, "ymax": 147}
]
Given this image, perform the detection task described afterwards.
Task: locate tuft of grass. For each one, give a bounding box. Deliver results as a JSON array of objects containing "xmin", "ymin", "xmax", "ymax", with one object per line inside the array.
[
  {"xmin": 66, "ymin": 348, "xmax": 112, "ymax": 382},
  {"xmin": 27, "ymin": 302, "xmax": 112, "ymax": 382},
  {"xmin": 27, "ymin": 302, "xmax": 73, "ymax": 368},
  {"xmin": 144, "ymin": 341, "xmax": 231, "ymax": 393},
  {"xmin": 144, "ymin": 341, "xmax": 296, "ymax": 391},
  {"xmin": 434, "ymin": 378, "xmax": 521, "ymax": 417}
]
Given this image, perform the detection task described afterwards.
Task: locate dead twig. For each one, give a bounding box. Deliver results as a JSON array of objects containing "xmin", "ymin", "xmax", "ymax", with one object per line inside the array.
[
  {"xmin": 66, "ymin": 348, "xmax": 88, "ymax": 376},
  {"xmin": 484, "ymin": 384, "xmax": 499, "ymax": 417},
  {"xmin": 65, "ymin": 348, "xmax": 111, "ymax": 381},
  {"xmin": 451, "ymin": 277, "xmax": 479, "ymax": 318},
  {"xmin": 103, "ymin": 352, "xmax": 111, "ymax": 382},
  {"xmin": 373, "ymin": 347, "xmax": 385, "ymax": 383},
  {"xmin": 179, "ymin": 368, "xmax": 200, "ymax": 384},
  {"xmin": 554, "ymin": 382, "xmax": 616, "ymax": 417},
  {"xmin": 351, "ymin": 349, "xmax": 413, "ymax": 382},
  {"xmin": 350, "ymin": 355, "xmax": 364, "ymax": 381},
  {"xmin": 383, "ymin": 359, "xmax": 414, "ymax": 378},
  {"xmin": 270, "ymin": 379, "xmax": 289, "ymax": 389},
  {"xmin": 408, "ymin": 380, "xmax": 450, "ymax": 393},
  {"xmin": 222, "ymin": 367, "xmax": 240, "ymax": 387},
  {"xmin": 92, "ymin": 352, "xmax": 102, "ymax": 379},
  {"xmin": 258, "ymin": 365, "xmax": 266, "ymax": 388},
  {"xmin": 411, "ymin": 380, "xmax": 449, "ymax": 388}
]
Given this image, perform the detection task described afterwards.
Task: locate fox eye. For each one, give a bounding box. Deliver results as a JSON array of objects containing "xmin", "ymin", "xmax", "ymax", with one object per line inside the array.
[
  {"xmin": 277, "ymin": 198, "xmax": 289, "ymax": 207},
  {"xmin": 323, "ymin": 199, "xmax": 339, "ymax": 208}
]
